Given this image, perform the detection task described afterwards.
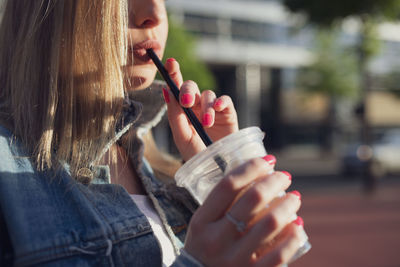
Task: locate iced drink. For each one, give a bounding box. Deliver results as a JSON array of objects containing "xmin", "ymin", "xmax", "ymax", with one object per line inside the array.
[
  {"xmin": 175, "ymin": 127, "xmax": 311, "ymax": 263},
  {"xmin": 175, "ymin": 127, "xmax": 266, "ymax": 204}
]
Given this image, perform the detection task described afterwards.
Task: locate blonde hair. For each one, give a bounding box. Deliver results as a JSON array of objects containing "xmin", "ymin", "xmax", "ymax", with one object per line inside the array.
[{"xmin": 0, "ymin": 0, "xmax": 128, "ymax": 177}]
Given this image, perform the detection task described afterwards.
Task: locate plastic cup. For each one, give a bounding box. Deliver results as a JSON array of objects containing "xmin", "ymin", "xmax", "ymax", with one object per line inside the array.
[
  {"xmin": 175, "ymin": 126, "xmax": 311, "ymax": 263},
  {"xmin": 175, "ymin": 127, "xmax": 267, "ymax": 204}
]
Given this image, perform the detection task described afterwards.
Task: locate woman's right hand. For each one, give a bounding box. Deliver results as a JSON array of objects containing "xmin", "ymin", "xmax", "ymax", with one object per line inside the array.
[
  {"xmin": 163, "ymin": 58, "xmax": 239, "ymax": 162},
  {"xmin": 183, "ymin": 157, "xmax": 307, "ymax": 267}
]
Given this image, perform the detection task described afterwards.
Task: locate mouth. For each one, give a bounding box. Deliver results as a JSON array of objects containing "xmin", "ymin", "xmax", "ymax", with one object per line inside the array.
[{"xmin": 129, "ymin": 39, "xmax": 162, "ymax": 63}]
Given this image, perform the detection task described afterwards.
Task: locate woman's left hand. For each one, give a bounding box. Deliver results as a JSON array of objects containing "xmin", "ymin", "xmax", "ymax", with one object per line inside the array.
[{"xmin": 163, "ymin": 58, "xmax": 239, "ymax": 161}]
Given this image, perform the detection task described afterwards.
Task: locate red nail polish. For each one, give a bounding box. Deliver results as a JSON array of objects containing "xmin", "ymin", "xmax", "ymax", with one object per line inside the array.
[
  {"xmin": 166, "ymin": 58, "xmax": 176, "ymax": 63},
  {"xmin": 162, "ymin": 88, "xmax": 170, "ymax": 103},
  {"xmin": 281, "ymin": 171, "xmax": 292, "ymax": 180},
  {"xmin": 289, "ymin": 190, "xmax": 301, "ymax": 200},
  {"xmin": 263, "ymin": 155, "xmax": 276, "ymax": 165},
  {"xmin": 202, "ymin": 113, "xmax": 212, "ymax": 126},
  {"xmin": 181, "ymin": 93, "xmax": 193, "ymax": 105},
  {"xmin": 214, "ymin": 99, "xmax": 223, "ymax": 108},
  {"xmin": 293, "ymin": 216, "xmax": 304, "ymax": 227}
]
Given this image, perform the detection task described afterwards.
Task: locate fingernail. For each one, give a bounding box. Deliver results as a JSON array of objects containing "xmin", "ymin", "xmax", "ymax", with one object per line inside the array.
[
  {"xmin": 214, "ymin": 99, "xmax": 223, "ymax": 108},
  {"xmin": 166, "ymin": 58, "xmax": 176, "ymax": 63},
  {"xmin": 293, "ymin": 216, "xmax": 304, "ymax": 227},
  {"xmin": 263, "ymin": 155, "xmax": 276, "ymax": 165},
  {"xmin": 281, "ymin": 171, "xmax": 292, "ymax": 180},
  {"xmin": 202, "ymin": 113, "xmax": 212, "ymax": 126},
  {"xmin": 289, "ymin": 190, "xmax": 301, "ymax": 200},
  {"xmin": 162, "ymin": 88, "xmax": 170, "ymax": 103},
  {"xmin": 181, "ymin": 93, "xmax": 193, "ymax": 105}
]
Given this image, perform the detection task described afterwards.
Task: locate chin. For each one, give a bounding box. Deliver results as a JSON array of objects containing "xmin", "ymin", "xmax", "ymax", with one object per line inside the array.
[
  {"xmin": 128, "ymin": 76, "xmax": 153, "ymax": 91},
  {"xmin": 124, "ymin": 66, "xmax": 157, "ymax": 91}
]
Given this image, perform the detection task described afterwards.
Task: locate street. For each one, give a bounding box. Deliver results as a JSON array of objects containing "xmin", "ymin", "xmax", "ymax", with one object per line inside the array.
[{"xmin": 289, "ymin": 175, "xmax": 400, "ymax": 267}]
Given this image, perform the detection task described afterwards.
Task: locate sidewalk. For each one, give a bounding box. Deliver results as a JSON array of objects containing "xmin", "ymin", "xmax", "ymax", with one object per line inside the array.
[{"xmin": 291, "ymin": 177, "xmax": 400, "ymax": 267}]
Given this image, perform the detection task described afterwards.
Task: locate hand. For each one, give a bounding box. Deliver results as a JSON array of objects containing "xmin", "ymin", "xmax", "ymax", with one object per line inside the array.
[
  {"xmin": 163, "ymin": 58, "xmax": 239, "ymax": 161},
  {"xmin": 183, "ymin": 157, "xmax": 306, "ymax": 267}
]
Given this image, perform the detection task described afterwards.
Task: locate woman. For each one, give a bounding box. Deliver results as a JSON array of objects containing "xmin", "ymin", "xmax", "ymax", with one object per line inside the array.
[{"xmin": 0, "ymin": 0, "xmax": 306, "ymax": 266}]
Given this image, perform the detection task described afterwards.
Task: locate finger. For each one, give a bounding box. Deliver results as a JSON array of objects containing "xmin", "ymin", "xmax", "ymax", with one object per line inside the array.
[
  {"xmin": 201, "ymin": 90, "xmax": 216, "ymax": 127},
  {"xmin": 225, "ymin": 171, "xmax": 292, "ymax": 233},
  {"xmin": 179, "ymin": 80, "xmax": 201, "ymax": 108},
  {"xmin": 253, "ymin": 218, "xmax": 308, "ymax": 267},
  {"xmin": 162, "ymin": 86, "xmax": 193, "ymax": 144},
  {"xmin": 162, "ymin": 85, "xmax": 184, "ymax": 119},
  {"xmin": 196, "ymin": 157, "xmax": 276, "ymax": 224},
  {"xmin": 254, "ymin": 215, "xmax": 307, "ymax": 260},
  {"xmin": 213, "ymin": 95, "xmax": 239, "ymax": 136},
  {"xmin": 232, "ymin": 190, "xmax": 301, "ymax": 261},
  {"xmin": 164, "ymin": 58, "xmax": 183, "ymax": 89},
  {"xmin": 213, "ymin": 95, "xmax": 235, "ymax": 113},
  {"xmin": 252, "ymin": 192, "xmax": 303, "ymax": 253}
]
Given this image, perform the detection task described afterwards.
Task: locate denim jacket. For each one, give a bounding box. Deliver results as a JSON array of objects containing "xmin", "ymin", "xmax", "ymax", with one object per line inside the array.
[{"xmin": 0, "ymin": 82, "xmax": 202, "ymax": 267}]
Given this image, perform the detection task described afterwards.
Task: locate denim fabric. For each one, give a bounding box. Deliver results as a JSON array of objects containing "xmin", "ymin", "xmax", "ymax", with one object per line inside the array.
[
  {"xmin": 0, "ymin": 83, "xmax": 201, "ymax": 266},
  {"xmin": 0, "ymin": 125, "xmax": 202, "ymax": 267}
]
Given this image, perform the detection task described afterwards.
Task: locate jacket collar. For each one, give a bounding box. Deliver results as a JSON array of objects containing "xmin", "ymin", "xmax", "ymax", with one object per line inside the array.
[
  {"xmin": 91, "ymin": 81, "xmax": 167, "ymax": 184},
  {"xmin": 127, "ymin": 80, "xmax": 167, "ymax": 138}
]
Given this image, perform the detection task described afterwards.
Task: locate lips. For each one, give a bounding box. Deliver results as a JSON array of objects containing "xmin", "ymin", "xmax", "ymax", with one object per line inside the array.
[{"xmin": 129, "ymin": 39, "xmax": 162, "ymax": 63}]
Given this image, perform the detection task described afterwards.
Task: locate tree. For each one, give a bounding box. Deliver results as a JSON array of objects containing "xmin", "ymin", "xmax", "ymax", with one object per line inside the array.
[
  {"xmin": 163, "ymin": 17, "xmax": 216, "ymax": 91},
  {"xmin": 299, "ymin": 31, "xmax": 359, "ymax": 98},
  {"xmin": 283, "ymin": 0, "xmax": 400, "ymax": 25}
]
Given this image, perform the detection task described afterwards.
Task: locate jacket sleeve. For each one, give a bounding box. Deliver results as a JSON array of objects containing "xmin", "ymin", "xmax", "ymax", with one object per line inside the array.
[{"xmin": 0, "ymin": 205, "xmax": 14, "ymax": 267}]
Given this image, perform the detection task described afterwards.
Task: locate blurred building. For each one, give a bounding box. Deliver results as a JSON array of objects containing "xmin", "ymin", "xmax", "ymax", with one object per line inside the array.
[
  {"xmin": 166, "ymin": 0, "xmax": 315, "ymax": 150},
  {"xmin": 166, "ymin": 0, "xmax": 400, "ymax": 152}
]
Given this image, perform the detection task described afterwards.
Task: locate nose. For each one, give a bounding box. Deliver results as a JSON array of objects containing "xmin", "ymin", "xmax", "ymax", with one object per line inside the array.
[{"xmin": 129, "ymin": 0, "xmax": 166, "ymax": 28}]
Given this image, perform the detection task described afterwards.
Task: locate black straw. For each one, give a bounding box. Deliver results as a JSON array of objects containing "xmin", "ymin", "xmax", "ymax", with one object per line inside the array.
[
  {"xmin": 146, "ymin": 48, "xmax": 213, "ymax": 146},
  {"xmin": 147, "ymin": 49, "xmax": 227, "ymax": 172}
]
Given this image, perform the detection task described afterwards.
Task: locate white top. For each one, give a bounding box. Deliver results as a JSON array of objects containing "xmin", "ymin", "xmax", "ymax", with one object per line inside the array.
[{"xmin": 130, "ymin": 194, "xmax": 176, "ymax": 267}]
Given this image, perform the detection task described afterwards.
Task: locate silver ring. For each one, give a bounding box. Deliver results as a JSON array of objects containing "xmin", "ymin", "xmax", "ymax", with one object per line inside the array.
[{"xmin": 226, "ymin": 212, "xmax": 246, "ymax": 233}]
